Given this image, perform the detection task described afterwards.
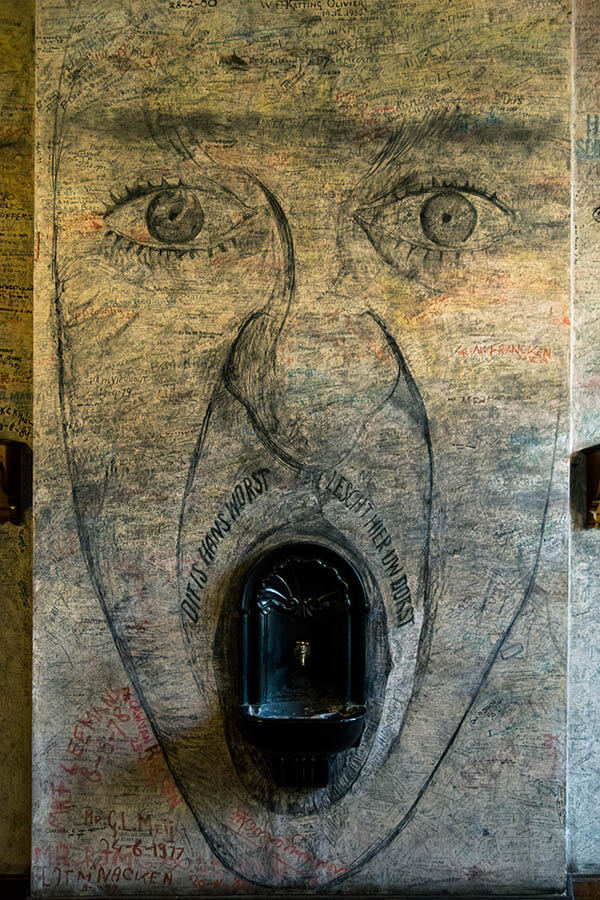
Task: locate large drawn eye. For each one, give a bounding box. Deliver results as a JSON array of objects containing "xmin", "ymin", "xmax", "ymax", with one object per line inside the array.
[
  {"xmin": 354, "ymin": 182, "xmax": 515, "ymax": 268},
  {"xmin": 103, "ymin": 179, "xmax": 256, "ymax": 255}
]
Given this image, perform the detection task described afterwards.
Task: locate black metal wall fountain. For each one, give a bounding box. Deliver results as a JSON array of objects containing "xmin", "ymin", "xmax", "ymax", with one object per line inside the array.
[{"xmin": 238, "ymin": 543, "xmax": 368, "ymax": 789}]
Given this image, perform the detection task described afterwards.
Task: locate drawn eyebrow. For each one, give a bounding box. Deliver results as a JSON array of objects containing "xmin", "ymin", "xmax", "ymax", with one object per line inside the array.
[
  {"xmin": 350, "ymin": 109, "xmax": 566, "ymax": 205},
  {"xmin": 368, "ymin": 109, "xmax": 558, "ymax": 170},
  {"xmin": 67, "ymin": 102, "xmax": 237, "ymax": 145},
  {"xmin": 365, "ymin": 110, "xmax": 464, "ymax": 178},
  {"xmin": 67, "ymin": 101, "xmax": 565, "ymax": 192}
]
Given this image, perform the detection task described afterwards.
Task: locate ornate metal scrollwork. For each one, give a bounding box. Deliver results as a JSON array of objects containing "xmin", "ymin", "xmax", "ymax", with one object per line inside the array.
[{"xmin": 256, "ymin": 555, "xmax": 351, "ymax": 618}]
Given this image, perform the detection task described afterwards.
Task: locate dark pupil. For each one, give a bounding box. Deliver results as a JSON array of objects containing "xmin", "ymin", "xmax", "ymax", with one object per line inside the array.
[
  {"xmin": 420, "ymin": 190, "xmax": 477, "ymax": 246},
  {"xmin": 146, "ymin": 188, "xmax": 204, "ymax": 244}
]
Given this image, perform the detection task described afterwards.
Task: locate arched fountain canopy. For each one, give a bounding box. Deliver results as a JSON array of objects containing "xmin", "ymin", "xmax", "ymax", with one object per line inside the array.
[{"xmin": 238, "ymin": 542, "xmax": 369, "ymax": 788}]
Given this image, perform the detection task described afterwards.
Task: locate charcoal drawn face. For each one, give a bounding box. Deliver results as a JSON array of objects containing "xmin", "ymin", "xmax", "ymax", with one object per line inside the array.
[{"xmin": 48, "ymin": 0, "xmax": 569, "ymax": 889}]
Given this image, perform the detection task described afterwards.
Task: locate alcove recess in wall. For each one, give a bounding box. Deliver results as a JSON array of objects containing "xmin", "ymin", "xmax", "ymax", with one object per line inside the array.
[
  {"xmin": 571, "ymin": 445, "xmax": 600, "ymax": 529},
  {"xmin": 0, "ymin": 440, "xmax": 31, "ymax": 525}
]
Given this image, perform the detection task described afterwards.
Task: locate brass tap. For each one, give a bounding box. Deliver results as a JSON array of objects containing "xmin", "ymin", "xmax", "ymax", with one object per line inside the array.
[{"xmin": 294, "ymin": 640, "xmax": 311, "ymax": 667}]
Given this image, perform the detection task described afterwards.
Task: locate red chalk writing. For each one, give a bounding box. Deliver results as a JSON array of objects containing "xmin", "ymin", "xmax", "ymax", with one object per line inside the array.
[{"xmin": 457, "ymin": 343, "xmax": 552, "ymax": 363}]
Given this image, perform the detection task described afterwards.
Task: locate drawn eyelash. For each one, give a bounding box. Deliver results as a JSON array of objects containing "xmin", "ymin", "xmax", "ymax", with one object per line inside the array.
[
  {"xmin": 103, "ymin": 178, "xmax": 176, "ymax": 211},
  {"xmin": 101, "ymin": 227, "xmax": 242, "ymax": 268},
  {"xmin": 403, "ymin": 176, "xmax": 504, "ymax": 203}
]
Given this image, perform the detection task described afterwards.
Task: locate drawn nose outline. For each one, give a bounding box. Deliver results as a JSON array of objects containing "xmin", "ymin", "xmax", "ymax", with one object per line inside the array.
[{"xmin": 225, "ymin": 176, "xmax": 418, "ymax": 473}]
